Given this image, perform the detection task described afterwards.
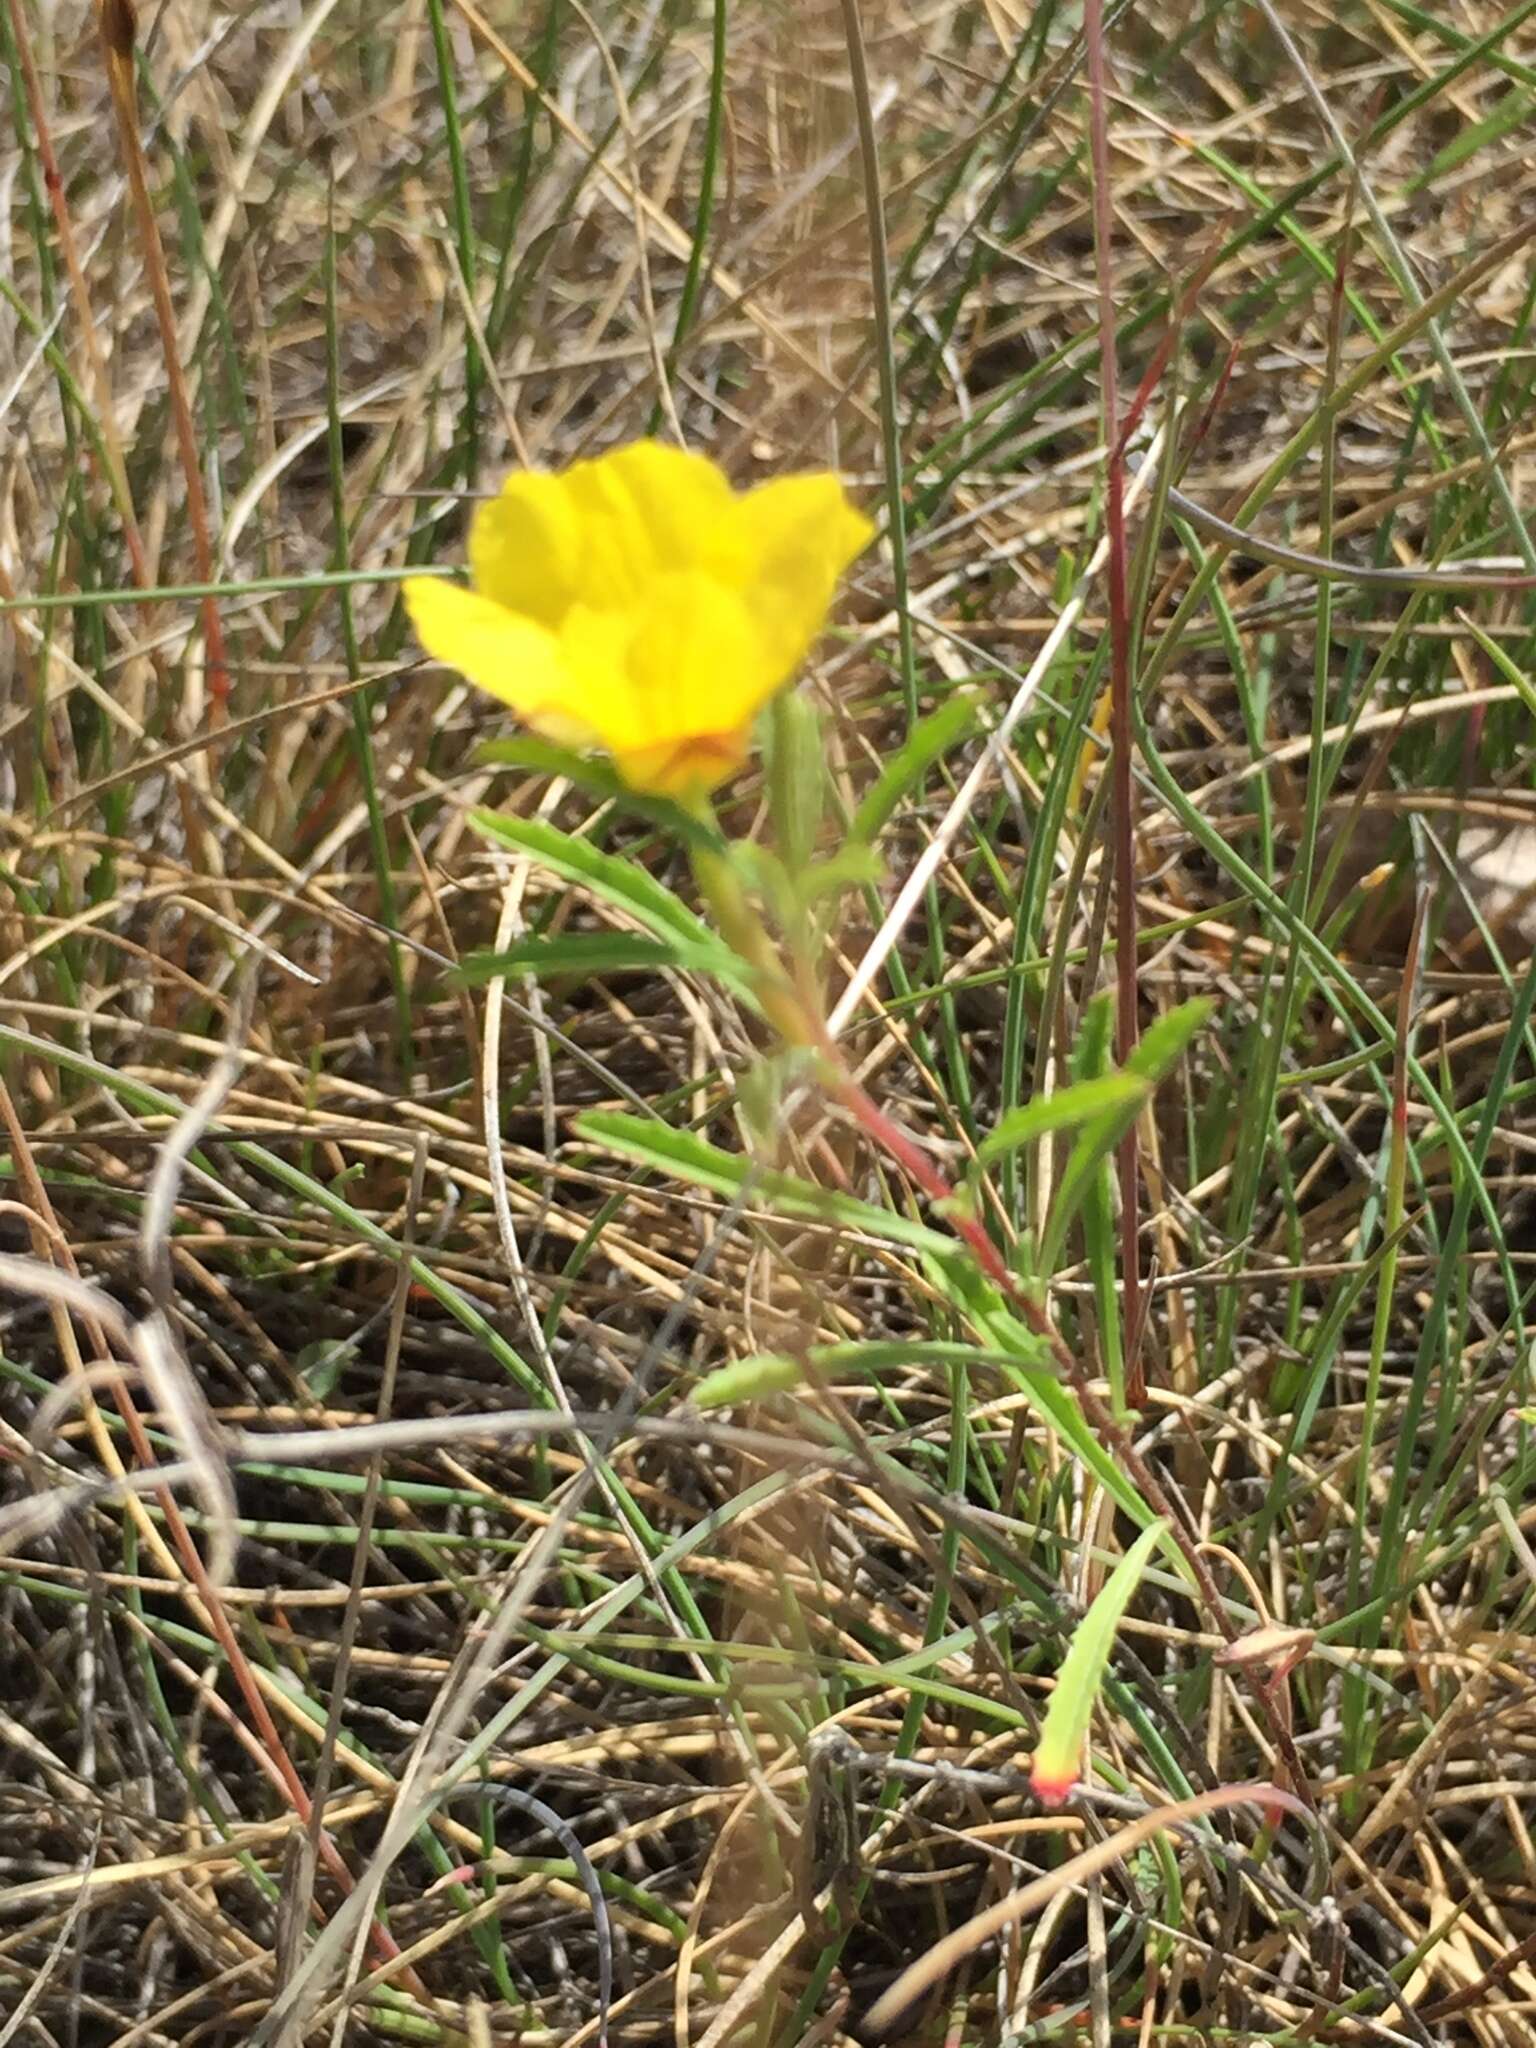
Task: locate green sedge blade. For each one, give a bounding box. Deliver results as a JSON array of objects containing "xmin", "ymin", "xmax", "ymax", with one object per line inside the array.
[
  {"xmin": 1031, "ymin": 1519, "xmax": 1167, "ymax": 1807},
  {"xmin": 979, "ymin": 1071, "xmax": 1148, "ymax": 1165}
]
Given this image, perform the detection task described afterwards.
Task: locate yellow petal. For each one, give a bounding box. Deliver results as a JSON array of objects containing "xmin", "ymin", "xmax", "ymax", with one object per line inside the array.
[
  {"xmin": 736, "ymin": 472, "xmax": 875, "ymax": 672},
  {"xmin": 468, "ymin": 470, "xmax": 584, "ymax": 628},
  {"xmin": 626, "ymin": 571, "xmax": 777, "ymax": 740},
  {"xmin": 403, "ymin": 578, "xmax": 593, "ymax": 745},
  {"xmin": 556, "ymin": 459, "xmax": 661, "ymax": 612},
  {"xmin": 521, "ymin": 442, "xmax": 748, "ymax": 619},
  {"xmin": 597, "ymin": 441, "xmax": 743, "ymax": 579},
  {"xmin": 614, "ymin": 727, "xmax": 752, "ymax": 800},
  {"xmin": 552, "ymin": 604, "xmax": 648, "ymax": 751},
  {"xmin": 406, "ymin": 447, "xmax": 872, "ymax": 796},
  {"xmin": 555, "ymin": 572, "xmax": 775, "ymax": 795}
]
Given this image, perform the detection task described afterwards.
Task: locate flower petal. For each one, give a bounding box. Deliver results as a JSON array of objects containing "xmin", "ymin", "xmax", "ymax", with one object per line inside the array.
[
  {"xmin": 556, "ymin": 440, "xmax": 742, "ymax": 613},
  {"xmin": 405, "ymin": 446, "xmax": 872, "ymax": 800},
  {"xmin": 557, "ymin": 572, "xmax": 774, "ymax": 796},
  {"xmin": 736, "ymin": 472, "xmax": 875, "ymax": 672},
  {"xmin": 404, "ymin": 578, "xmax": 592, "ymax": 744},
  {"xmin": 614, "ymin": 727, "xmax": 752, "ymax": 800},
  {"xmin": 626, "ymin": 570, "xmax": 777, "ymax": 739},
  {"xmin": 468, "ymin": 471, "xmax": 584, "ymax": 628},
  {"xmin": 597, "ymin": 440, "xmax": 742, "ymax": 578}
]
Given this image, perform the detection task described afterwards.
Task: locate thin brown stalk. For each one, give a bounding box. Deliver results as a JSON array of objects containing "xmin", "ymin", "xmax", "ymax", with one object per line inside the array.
[
  {"xmin": 95, "ymin": 0, "xmax": 229, "ymax": 711},
  {"xmin": 274, "ymin": 1137, "xmax": 431, "ymax": 2046},
  {"xmin": 864, "ymin": 1782, "xmax": 1307, "ymax": 2037},
  {"xmin": 0, "ymin": 1078, "xmax": 421, "ymax": 1993},
  {"xmin": 6, "ymin": 0, "xmax": 153, "ymax": 594}
]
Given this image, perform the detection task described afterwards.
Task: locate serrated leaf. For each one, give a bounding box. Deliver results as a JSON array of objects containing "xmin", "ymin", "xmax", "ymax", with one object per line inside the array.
[
  {"xmin": 1030, "ymin": 1519, "xmax": 1168, "ymax": 1806},
  {"xmin": 471, "ymin": 811, "xmax": 754, "ymax": 999}
]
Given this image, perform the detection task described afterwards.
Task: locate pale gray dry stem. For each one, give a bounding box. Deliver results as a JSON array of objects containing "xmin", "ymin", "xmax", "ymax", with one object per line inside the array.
[
  {"xmin": 1164, "ymin": 482, "xmax": 1536, "ymax": 592},
  {"xmin": 445, "ymin": 1782, "xmax": 618, "ymax": 2048}
]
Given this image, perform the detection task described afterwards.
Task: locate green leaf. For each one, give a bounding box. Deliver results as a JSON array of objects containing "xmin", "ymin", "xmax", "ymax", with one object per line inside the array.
[
  {"xmin": 296, "ymin": 1339, "xmax": 354, "ymax": 1400},
  {"xmin": 798, "ymin": 844, "xmax": 885, "ymax": 904},
  {"xmin": 578, "ymin": 1117, "xmax": 1164, "ymax": 1545},
  {"xmin": 767, "ymin": 690, "xmax": 826, "ymax": 876},
  {"xmin": 1043, "ymin": 997, "xmax": 1213, "ymax": 1270},
  {"xmin": 456, "ymin": 934, "xmax": 719, "ymax": 983},
  {"xmin": 474, "ymin": 738, "xmax": 720, "ymax": 846},
  {"xmin": 1454, "ymin": 614, "xmax": 1536, "ymax": 723},
  {"xmin": 693, "ymin": 1338, "xmax": 1065, "ymax": 1409},
  {"xmin": 1030, "ymin": 1519, "xmax": 1168, "ymax": 1806},
  {"xmin": 851, "ymin": 694, "xmax": 980, "ymax": 846},
  {"xmin": 1125, "ymin": 996, "xmax": 1216, "ymax": 1085},
  {"xmin": 979, "ymin": 1072, "xmax": 1149, "ymax": 1165},
  {"xmin": 933, "ymin": 1260, "xmax": 1161, "ymax": 1535},
  {"xmin": 693, "ymin": 1353, "xmax": 806, "ymax": 1406},
  {"xmin": 471, "ymin": 811, "xmax": 753, "ymax": 998},
  {"xmin": 1073, "ymin": 989, "xmax": 1115, "ymax": 1081},
  {"xmin": 574, "ymin": 1110, "xmax": 956, "ymax": 1256}
]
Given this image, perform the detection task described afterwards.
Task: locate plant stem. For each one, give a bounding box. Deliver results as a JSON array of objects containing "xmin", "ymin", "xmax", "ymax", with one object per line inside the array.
[{"xmin": 1083, "ymin": 0, "xmax": 1145, "ymax": 1407}]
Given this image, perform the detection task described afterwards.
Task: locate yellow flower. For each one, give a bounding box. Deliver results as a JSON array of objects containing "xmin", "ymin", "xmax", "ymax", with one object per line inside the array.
[{"xmin": 404, "ymin": 440, "xmax": 874, "ymax": 800}]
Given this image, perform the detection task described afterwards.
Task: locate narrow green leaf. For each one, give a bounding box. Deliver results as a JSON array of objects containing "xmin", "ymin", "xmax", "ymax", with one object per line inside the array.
[
  {"xmin": 296, "ymin": 1339, "xmax": 354, "ymax": 1401},
  {"xmin": 693, "ymin": 1339, "xmax": 1065, "ymax": 1409},
  {"xmin": 1030, "ymin": 1520, "xmax": 1168, "ymax": 1806},
  {"xmin": 979, "ymin": 1072, "xmax": 1148, "ymax": 1165},
  {"xmin": 574, "ymin": 1110, "xmax": 956, "ymax": 1256},
  {"xmin": 850, "ymin": 694, "xmax": 980, "ymax": 846},
  {"xmin": 456, "ymin": 934, "xmax": 717, "ymax": 983},
  {"xmin": 798, "ymin": 844, "xmax": 885, "ymax": 904},
  {"xmin": 474, "ymin": 738, "xmax": 720, "ymax": 845},
  {"xmin": 1043, "ymin": 997, "xmax": 1213, "ymax": 1269},
  {"xmin": 1454, "ymin": 615, "xmax": 1536, "ymax": 723},
  {"xmin": 768, "ymin": 690, "xmax": 826, "ymax": 876},
  {"xmin": 693, "ymin": 1354, "xmax": 805, "ymax": 1407},
  {"xmin": 1125, "ymin": 996, "xmax": 1216, "ymax": 1085},
  {"xmin": 936, "ymin": 1264, "xmax": 1161, "ymax": 1535},
  {"xmin": 471, "ymin": 811, "xmax": 752, "ymax": 997}
]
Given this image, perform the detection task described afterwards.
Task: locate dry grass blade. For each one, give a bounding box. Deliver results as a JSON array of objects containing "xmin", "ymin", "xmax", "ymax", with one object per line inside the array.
[{"xmin": 864, "ymin": 1783, "xmax": 1307, "ymax": 2037}]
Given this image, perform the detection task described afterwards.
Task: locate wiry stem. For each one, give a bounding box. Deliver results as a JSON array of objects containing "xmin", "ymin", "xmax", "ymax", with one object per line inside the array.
[
  {"xmin": 1083, "ymin": 0, "xmax": 1145, "ymax": 1407},
  {"xmin": 7, "ymin": 0, "xmax": 152, "ymax": 593},
  {"xmin": 97, "ymin": 0, "xmax": 229, "ymax": 713}
]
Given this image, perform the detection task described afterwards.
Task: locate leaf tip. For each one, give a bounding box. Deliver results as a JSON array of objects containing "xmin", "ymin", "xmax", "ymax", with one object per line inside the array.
[{"xmin": 1029, "ymin": 1762, "xmax": 1077, "ymax": 1809}]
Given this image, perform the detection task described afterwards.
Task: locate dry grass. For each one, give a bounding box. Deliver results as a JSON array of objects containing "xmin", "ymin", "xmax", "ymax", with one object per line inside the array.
[{"xmin": 4, "ymin": 0, "xmax": 1536, "ymax": 2043}]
